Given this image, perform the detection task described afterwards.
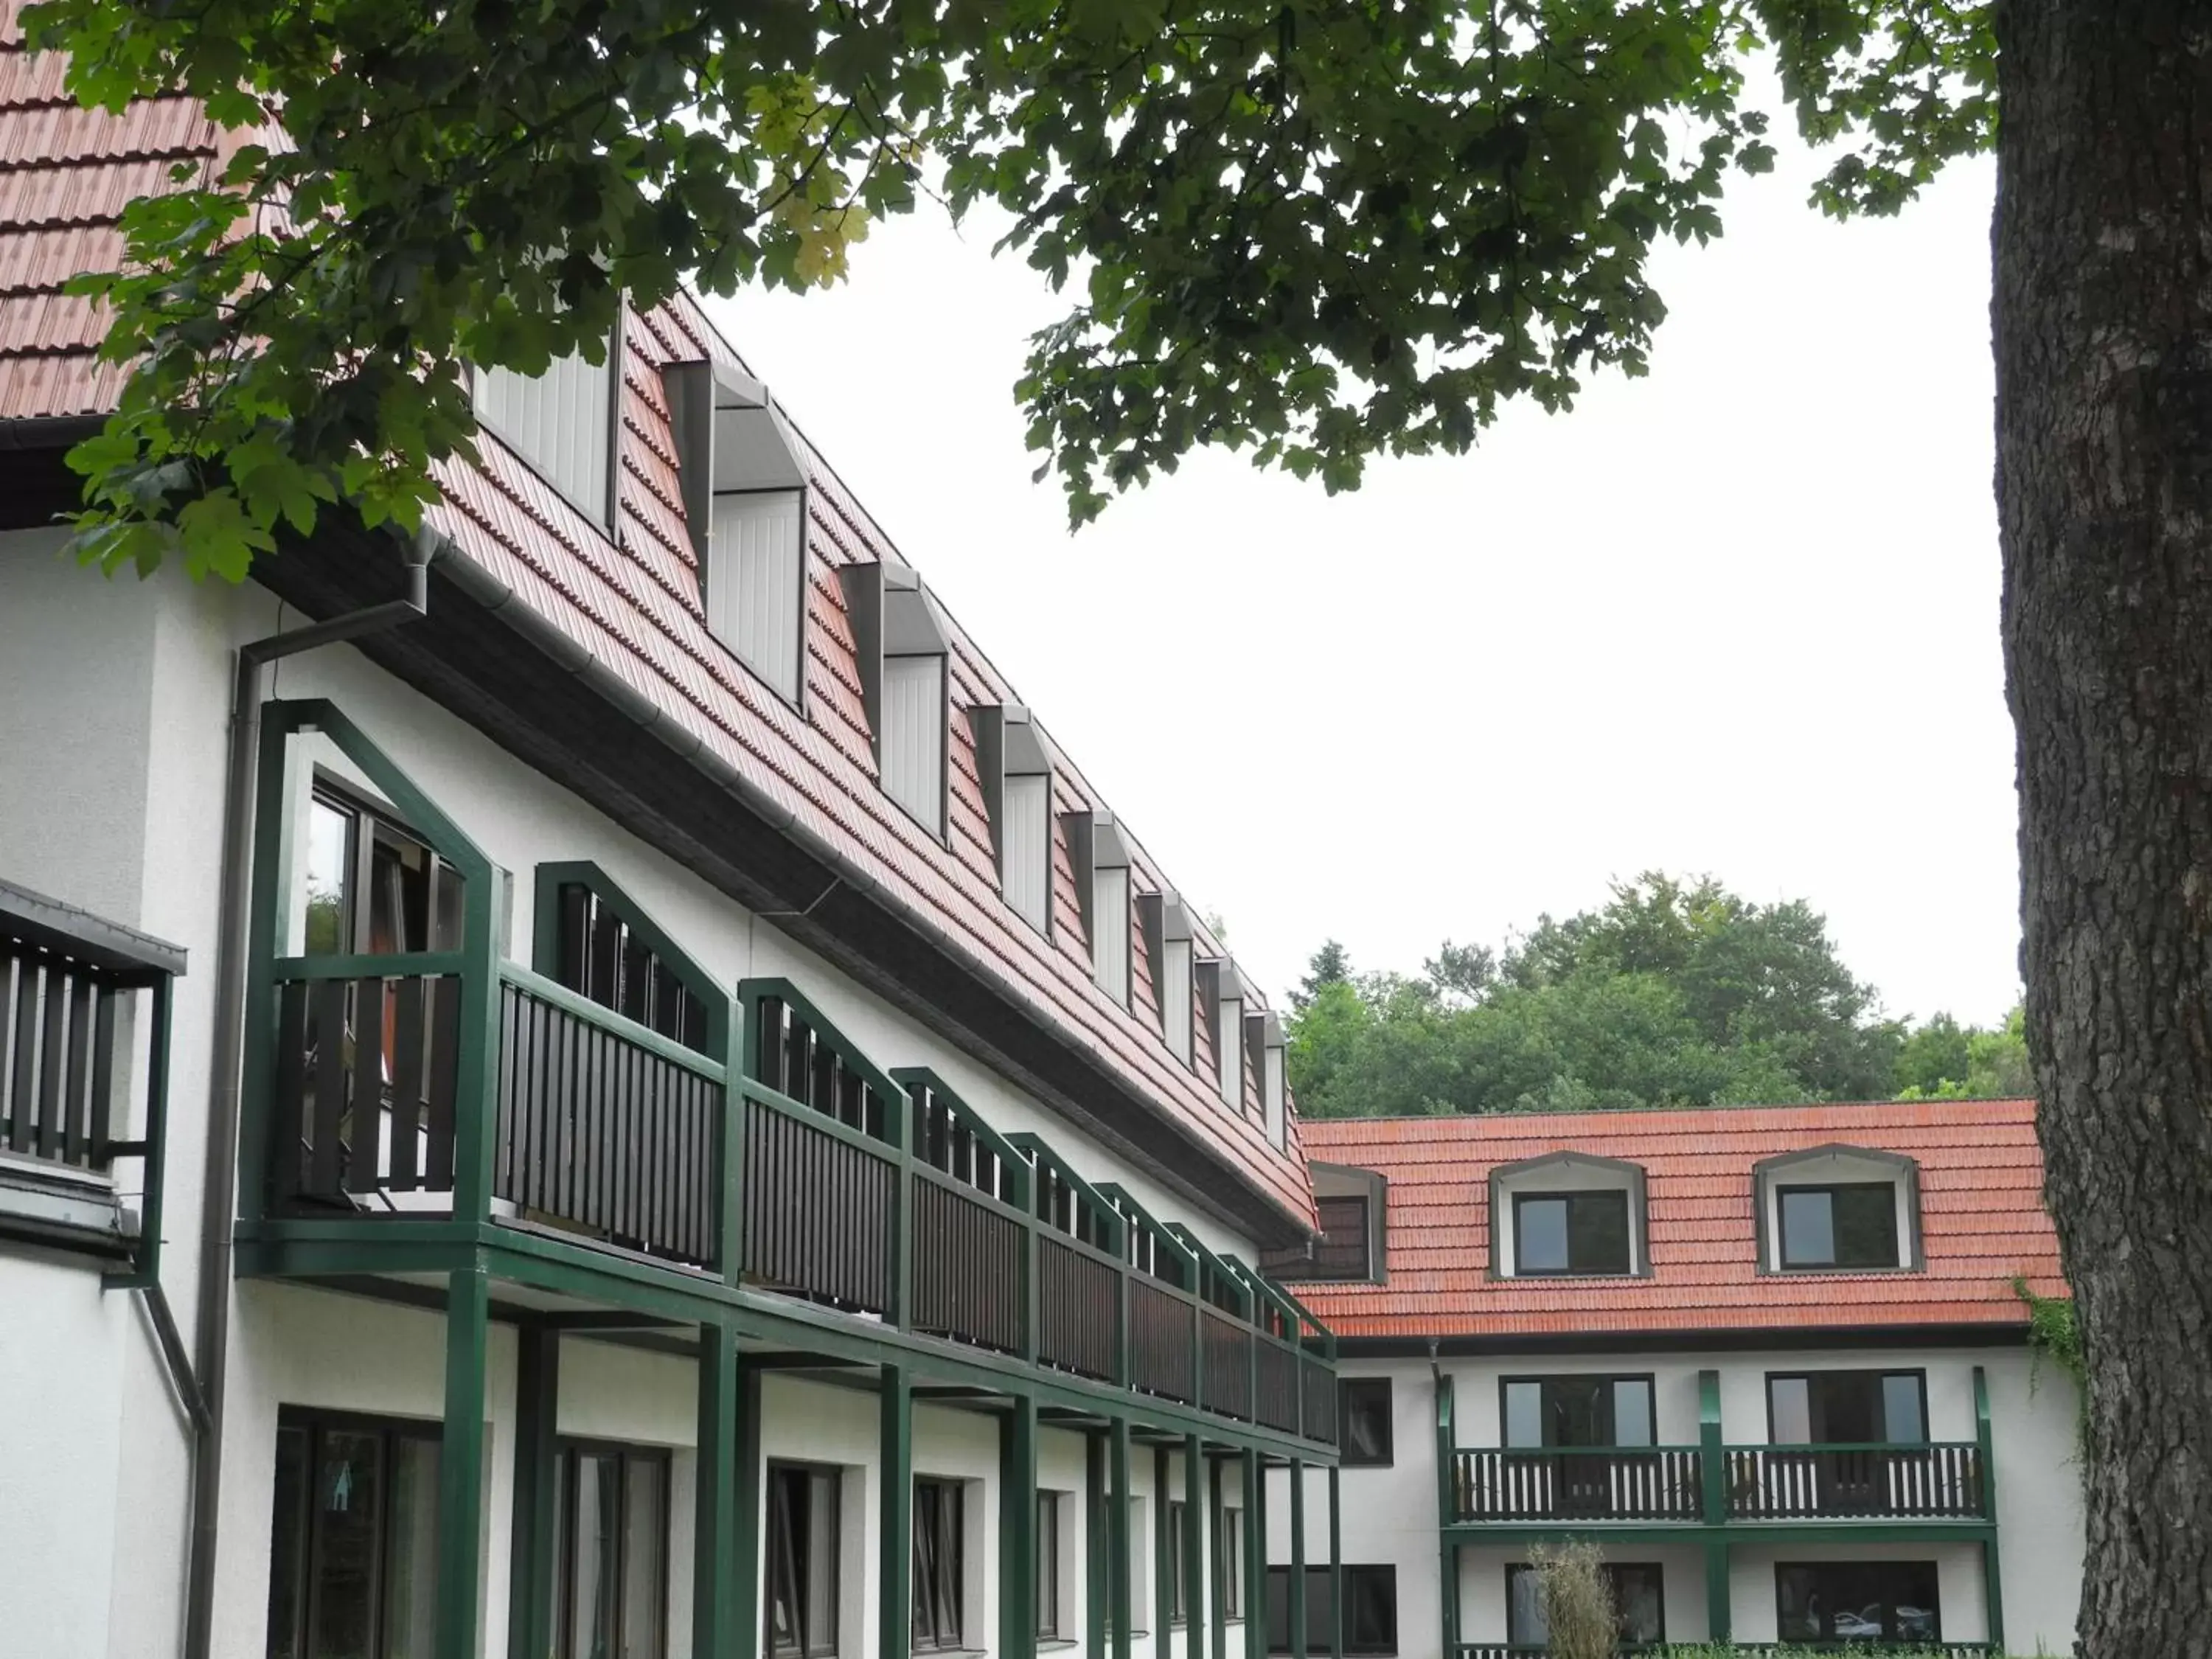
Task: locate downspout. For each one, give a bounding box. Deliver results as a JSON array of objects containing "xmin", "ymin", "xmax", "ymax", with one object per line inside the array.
[{"xmin": 181, "ymin": 529, "xmax": 439, "ymax": 1659}]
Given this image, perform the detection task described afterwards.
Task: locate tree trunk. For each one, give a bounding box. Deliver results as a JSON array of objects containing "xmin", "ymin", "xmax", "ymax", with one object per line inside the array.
[{"xmin": 1996, "ymin": 5, "xmax": 2212, "ymax": 1654}]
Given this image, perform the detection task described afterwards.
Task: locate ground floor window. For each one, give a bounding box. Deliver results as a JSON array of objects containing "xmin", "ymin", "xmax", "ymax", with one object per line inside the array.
[
  {"xmin": 1037, "ymin": 1491, "xmax": 1062, "ymax": 1640},
  {"xmin": 1775, "ymin": 1561, "xmax": 1940, "ymax": 1644},
  {"xmin": 266, "ymin": 1409, "xmax": 441, "ymax": 1659},
  {"xmin": 1167, "ymin": 1501, "xmax": 1189, "ymax": 1625},
  {"xmin": 1264, "ymin": 1565, "xmax": 1397, "ymax": 1656},
  {"xmin": 1506, "ymin": 1562, "xmax": 1665, "ymax": 1648},
  {"xmin": 768, "ymin": 1462, "xmax": 840, "ymax": 1658},
  {"xmin": 552, "ymin": 1442, "xmax": 668, "ymax": 1659},
  {"xmin": 1220, "ymin": 1506, "xmax": 1245, "ymax": 1619},
  {"xmin": 912, "ymin": 1478, "xmax": 965, "ymax": 1650}
]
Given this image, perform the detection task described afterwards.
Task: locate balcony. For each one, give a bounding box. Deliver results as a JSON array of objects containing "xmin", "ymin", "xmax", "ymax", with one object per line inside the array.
[
  {"xmin": 254, "ymin": 951, "xmax": 1336, "ymax": 1444},
  {"xmin": 1438, "ymin": 1368, "xmax": 1994, "ymax": 1531},
  {"xmin": 1455, "ymin": 1648, "xmax": 1997, "ymax": 1658}
]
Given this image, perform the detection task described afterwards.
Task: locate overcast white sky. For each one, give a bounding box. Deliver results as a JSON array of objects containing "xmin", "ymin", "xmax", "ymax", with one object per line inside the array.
[{"xmin": 704, "ymin": 129, "xmax": 2020, "ymax": 1030}]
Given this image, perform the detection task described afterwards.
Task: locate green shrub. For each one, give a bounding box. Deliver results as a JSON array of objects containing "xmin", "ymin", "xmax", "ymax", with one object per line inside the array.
[{"xmin": 1527, "ymin": 1542, "xmax": 1615, "ymax": 1659}]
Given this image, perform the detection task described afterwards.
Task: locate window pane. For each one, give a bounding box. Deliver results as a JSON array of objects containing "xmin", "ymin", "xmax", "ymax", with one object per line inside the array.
[
  {"xmin": 1223, "ymin": 1509, "xmax": 1243, "ymax": 1618},
  {"xmin": 1340, "ymin": 1380, "xmax": 1391, "ymax": 1467},
  {"xmin": 768, "ymin": 1467, "xmax": 801, "ymax": 1655},
  {"xmin": 1820, "ymin": 1374, "xmax": 1879, "ymax": 1444},
  {"xmin": 1834, "ymin": 1185, "xmax": 1901, "ymax": 1267},
  {"xmin": 1516, "ymin": 1198, "xmax": 1568, "ymax": 1272},
  {"xmin": 1311, "ymin": 1197, "xmax": 1371, "ymax": 1279},
  {"xmin": 1775, "ymin": 1565, "xmax": 1821, "ymax": 1641},
  {"xmin": 1612, "ymin": 1379, "xmax": 1655, "ymax": 1448},
  {"xmin": 806, "ymin": 1471, "xmax": 838, "ymax": 1655},
  {"xmin": 310, "ymin": 1430, "xmax": 384, "ymax": 1659},
  {"xmin": 1770, "ymin": 1377, "xmax": 1813, "ymax": 1444},
  {"xmin": 266, "ymin": 1427, "xmax": 310, "ymax": 1659},
  {"xmin": 1037, "ymin": 1492, "xmax": 1060, "ymax": 1637},
  {"xmin": 383, "ymin": 1436, "xmax": 440, "ymax": 1659},
  {"xmin": 1506, "ymin": 1565, "xmax": 1547, "ymax": 1646},
  {"xmin": 1503, "ymin": 1382, "xmax": 1544, "ymax": 1449},
  {"xmin": 1613, "ymin": 1565, "xmax": 1664, "ymax": 1645},
  {"xmin": 1548, "ymin": 1377, "xmax": 1607, "ymax": 1448},
  {"xmin": 304, "ymin": 799, "xmax": 353, "ymax": 955},
  {"xmin": 622, "ymin": 1458, "xmax": 667, "ymax": 1659},
  {"xmin": 1345, "ymin": 1567, "xmax": 1394, "ymax": 1651},
  {"xmin": 1882, "ymin": 1374, "xmax": 1927, "ymax": 1444},
  {"xmin": 1567, "ymin": 1193, "xmax": 1631, "ymax": 1274},
  {"xmin": 569, "ymin": 1454, "xmax": 619, "ymax": 1659},
  {"xmin": 1780, "ymin": 1189, "xmax": 1835, "ymax": 1265}
]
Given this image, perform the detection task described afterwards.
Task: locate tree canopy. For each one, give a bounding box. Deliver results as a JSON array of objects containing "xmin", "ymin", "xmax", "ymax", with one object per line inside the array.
[
  {"xmin": 19, "ymin": 0, "xmax": 1993, "ymax": 578},
  {"xmin": 1287, "ymin": 873, "xmax": 2027, "ymax": 1118}
]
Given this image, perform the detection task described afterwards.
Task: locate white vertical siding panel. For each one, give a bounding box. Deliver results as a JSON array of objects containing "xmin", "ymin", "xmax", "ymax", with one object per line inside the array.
[
  {"xmin": 1004, "ymin": 773, "xmax": 1050, "ymax": 932},
  {"xmin": 709, "ymin": 491, "xmax": 804, "ymax": 700},
  {"xmin": 1264, "ymin": 1042, "xmax": 1286, "ymax": 1149},
  {"xmin": 882, "ymin": 654, "xmax": 946, "ymax": 831},
  {"xmin": 476, "ymin": 347, "xmax": 611, "ymax": 521},
  {"xmin": 1092, "ymin": 865, "xmax": 1130, "ymax": 1004},
  {"xmin": 1163, "ymin": 939, "xmax": 1192, "ymax": 1062},
  {"xmin": 1216, "ymin": 994, "xmax": 1242, "ymax": 1110}
]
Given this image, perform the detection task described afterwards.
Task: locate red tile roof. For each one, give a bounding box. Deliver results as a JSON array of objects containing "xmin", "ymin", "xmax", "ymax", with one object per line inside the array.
[
  {"xmin": 1287, "ymin": 1100, "xmax": 2065, "ymax": 1340},
  {"xmin": 0, "ymin": 4, "xmax": 1313, "ymax": 1222}
]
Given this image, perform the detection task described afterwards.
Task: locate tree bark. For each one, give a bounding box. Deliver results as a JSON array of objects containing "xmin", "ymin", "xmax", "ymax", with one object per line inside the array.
[{"xmin": 1996, "ymin": 4, "xmax": 2212, "ymax": 1654}]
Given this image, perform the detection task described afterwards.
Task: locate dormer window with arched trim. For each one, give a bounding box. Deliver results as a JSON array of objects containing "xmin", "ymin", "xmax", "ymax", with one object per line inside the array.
[
  {"xmin": 1489, "ymin": 1151, "xmax": 1650, "ymax": 1279},
  {"xmin": 1754, "ymin": 1144, "xmax": 1923, "ymax": 1273}
]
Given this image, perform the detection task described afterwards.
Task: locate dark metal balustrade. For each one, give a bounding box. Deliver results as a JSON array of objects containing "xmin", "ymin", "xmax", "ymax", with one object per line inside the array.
[
  {"xmin": 1452, "ymin": 1447, "xmax": 1705, "ymax": 1523},
  {"xmin": 1723, "ymin": 1442, "xmax": 1986, "ymax": 1521}
]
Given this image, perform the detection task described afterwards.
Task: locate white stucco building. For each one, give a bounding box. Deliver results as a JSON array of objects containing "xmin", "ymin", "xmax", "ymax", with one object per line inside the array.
[
  {"xmin": 0, "ymin": 15, "xmax": 1348, "ymax": 1659},
  {"xmin": 1259, "ymin": 1105, "xmax": 2084, "ymax": 1657}
]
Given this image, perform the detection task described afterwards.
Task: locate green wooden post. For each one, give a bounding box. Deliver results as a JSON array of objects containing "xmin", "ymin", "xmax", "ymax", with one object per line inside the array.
[
  {"xmin": 1703, "ymin": 1540, "xmax": 1731, "ymax": 1646},
  {"xmin": 1287, "ymin": 1460, "xmax": 1307, "ymax": 1659},
  {"xmin": 888, "ymin": 1087, "xmax": 914, "ymax": 1329},
  {"xmin": 1439, "ymin": 1542, "xmax": 1459, "ymax": 1659},
  {"xmin": 1242, "ymin": 1450, "xmax": 1265, "ymax": 1659},
  {"xmin": 1001, "ymin": 1397, "xmax": 1040, "ymax": 1659},
  {"xmin": 105, "ymin": 972, "xmax": 175, "ymax": 1290},
  {"xmin": 1086, "ymin": 1432, "xmax": 1108, "ymax": 1659},
  {"xmin": 507, "ymin": 1324, "xmax": 560, "ymax": 1659},
  {"xmin": 1206, "ymin": 1454, "xmax": 1226, "ymax": 1659},
  {"xmin": 1326, "ymin": 1465, "xmax": 1342, "ymax": 1659},
  {"xmin": 1110, "ymin": 1419, "xmax": 1133, "ymax": 1659},
  {"xmin": 450, "ymin": 811, "xmax": 502, "ymax": 1234},
  {"xmin": 694, "ymin": 1321, "xmax": 740, "ymax": 1659},
  {"xmin": 437, "ymin": 1265, "xmax": 490, "ymax": 1659},
  {"xmin": 717, "ymin": 995, "xmax": 745, "ymax": 1289},
  {"xmin": 735, "ymin": 1345, "xmax": 764, "ymax": 1659},
  {"xmin": 1015, "ymin": 1151, "xmax": 1040, "ymax": 1366},
  {"xmin": 882, "ymin": 1363, "xmax": 914, "ymax": 1659},
  {"xmin": 1975, "ymin": 1366, "xmax": 2005, "ymax": 1650},
  {"xmin": 1153, "ymin": 1444, "xmax": 1174, "ymax": 1658},
  {"xmin": 234, "ymin": 712, "xmax": 294, "ymax": 1222}
]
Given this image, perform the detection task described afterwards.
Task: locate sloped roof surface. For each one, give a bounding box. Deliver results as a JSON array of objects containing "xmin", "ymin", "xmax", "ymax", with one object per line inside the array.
[
  {"xmin": 1290, "ymin": 1099, "xmax": 2065, "ymax": 1339},
  {"xmin": 0, "ymin": 3, "xmax": 1312, "ymax": 1221}
]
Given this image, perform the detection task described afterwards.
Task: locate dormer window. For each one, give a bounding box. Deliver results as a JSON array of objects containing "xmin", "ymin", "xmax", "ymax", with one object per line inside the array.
[
  {"xmin": 1258, "ymin": 1165, "xmax": 1386, "ymax": 1283},
  {"xmin": 841, "ymin": 559, "xmax": 951, "ymax": 835},
  {"xmin": 1210, "ymin": 957, "xmax": 1245, "ymax": 1113},
  {"xmin": 1754, "ymin": 1145, "xmax": 1922, "ymax": 1273},
  {"xmin": 1142, "ymin": 892, "xmax": 1194, "ymax": 1060},
  {"xmin": 1489, "ymin": 1152, "xmax": 1650, "ymax": 1279},
  {"xmin": 972, "ymin": 704, "xmax": 1053, "ymax": 933},
  {"xmin": 474, "ymin": 324, "xmax": 619, "ymax": 526},
  {"xmin": 663, "ymin": 359, "xmax": 810, "ymax": 705},
  {"xmin": 1257, "ymin": 1012, "xmax": 1287, "ymax": 1150},
  {"xmin": 1066, "ymin": 812, "xmax": 1132, "ymax": 1004}
]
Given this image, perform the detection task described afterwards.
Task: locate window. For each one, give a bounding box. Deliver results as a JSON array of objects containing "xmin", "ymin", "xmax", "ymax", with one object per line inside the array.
[
  {"xmin": 1212, "ymin": 964, "xmax": 1245, "ymax": 1112},
  {"xmin": 1220, "ymin": 1506, "xmax": 1245, "ymax": 1619},
  {"xmin": 1166, "ymin": 1501, "xmax": 1189, "ymax": 1624},
  {"xmin": 707, "ymin": 492, "xmax": 808, "ymax": 702},
  {"xmin": 302, "ymin": 787, "xmax": 466, "ymax": 959},
  {"xmin": 1091, "ymin": 860, "xmax": 1131, "ymax": 1004},
  {"xmin": 1502, "ymin": 1376, "xmax": 1655, "ymax": 1449},
  {"xmin": 1775, "ymin": 1562, "xmax": 1940, "ymax": 1644},
  {"xmin": 881, "ymin": 653, "xmax": 947, "ymax": 833},
  {"xmin": 1768, "ymin": 1371, "xmax": 1927, "ymax": 1444},
  {"xmin": 911, "ymin": 1478, "xmax": 964, "ymax": 1651},
  {"xmin": 1506, "ymin": 1562, "xmax": 1666, "ymax": 1648},
  {"xmin": 1513, "ymin": 1191, "xmax": 1631, "ymax": 1276},
  {"xmin": 265, "ymin": 1410, "xmax": 441, "ymax": 1659},
  {"xmin": 1778, "ymin": 1183, "xmax": 1901, "ymax": 1270},
  {"xmin": 549, "ymin": 880, "xmax": 710, "ymax": 1052},
  {"xmin": 1338, "ymin": 1380, "xmax": 1393, "ymax": 1468},
  {"xmin": 1003, "ymin": 773, "xmax": 1051, "ymax": 933},
  {"xmin": 1265, "ymin": 1566, "xmax": 1396, "ymax": 1656},
  {"xmin": 475, "ymin": 338, "xmax": 616, "ymax": 525},
  {"xmin": 768, "ymin": 1463, "xmax": 840, "ymax": 1659},
  {"xmin": 1037, "ymin": 1492, "xmax": 1062, "ymax": 1640},
  {"xmin": 1259, "ymin": 1170, "xmax": 1387, "ymax": 1284},
  {"xmin": 552, "ymin": 1443, "xmax": 668, "ymax": 1659}
]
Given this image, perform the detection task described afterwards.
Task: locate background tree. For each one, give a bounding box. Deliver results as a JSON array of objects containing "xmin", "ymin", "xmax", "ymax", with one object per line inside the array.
[
  {"xmin": 1287, "ymin": 873, "xmax": 1909, "ymax": 1119},
  {"xmin": 22, "ymin": 0, "xmax": 2210, "ymax": 1647}
]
